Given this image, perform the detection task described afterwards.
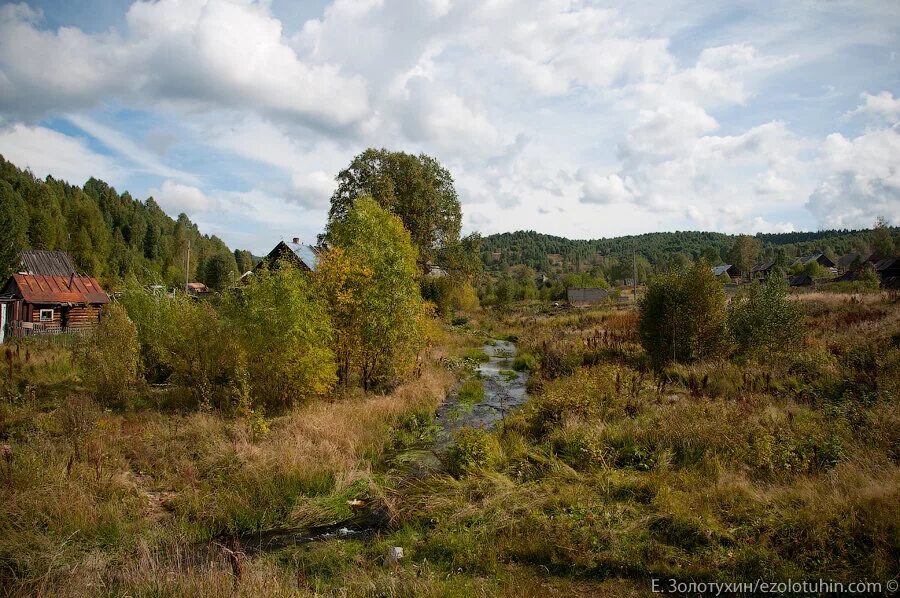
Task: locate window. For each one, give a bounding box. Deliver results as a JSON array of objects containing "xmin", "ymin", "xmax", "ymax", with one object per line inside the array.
[{"xmin": 39, "ymin": 309, "xmax": 53, "ymax": 322}]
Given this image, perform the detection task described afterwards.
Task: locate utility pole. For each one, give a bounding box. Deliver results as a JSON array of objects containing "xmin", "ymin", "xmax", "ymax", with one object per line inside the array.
[{"xmin": 184, "ymin": 239, "xmax": 191, "ymax": 294}]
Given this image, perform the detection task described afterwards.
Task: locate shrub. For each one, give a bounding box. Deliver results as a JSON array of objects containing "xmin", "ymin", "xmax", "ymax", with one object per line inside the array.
[
  {"xmin": 458, "ymin": 378, "xmax": 485, "ymax": 405},
  {"xmin": 222, "ymin": 265, "xmax": 336, "ymax": 410},
  {"xmin": 512, "ymin": 352, "xmax": 537, "ymax": 372},
  {"xmin": 74, "ymin": 303, "xmax": 141, "ymax": 406},
  {"xmin": 728, "ymin": 276, "xmax": 802, "ymax": 357},
  {"xmin": 638, "ymin": 260, "xmax": 726, "ymax": 367},
  {"xmin": 320, "ymin": 198, "xmax": 429, "ymax": 391},
  {"xmin": 445, "ymin": 428, "xmax": 501, "ymax": 476}
]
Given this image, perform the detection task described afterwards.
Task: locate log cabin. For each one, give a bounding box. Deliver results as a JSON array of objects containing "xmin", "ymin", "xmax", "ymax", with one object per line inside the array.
[{"xmin": 0, "ymin": 251, "xmax": 109, "ymax": 341}]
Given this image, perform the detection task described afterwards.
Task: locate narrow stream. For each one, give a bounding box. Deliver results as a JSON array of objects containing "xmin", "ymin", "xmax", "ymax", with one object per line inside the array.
[
  {"xmin": 433, "ymin": 339, "xmax": 528, "ymax": 448},
  {"xmin": 238, "ymin": 339, "xmax": 529, "ymax": 553}
]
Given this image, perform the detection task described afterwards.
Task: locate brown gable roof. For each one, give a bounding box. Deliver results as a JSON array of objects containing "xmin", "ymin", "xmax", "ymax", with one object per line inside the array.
[
  {"xmin": 10, "ymin": 274, "xmax": 109, "ymax": 305},
  {"xmin": 18, "ymin": 250, "xmax": 77, "ymax": 277}
]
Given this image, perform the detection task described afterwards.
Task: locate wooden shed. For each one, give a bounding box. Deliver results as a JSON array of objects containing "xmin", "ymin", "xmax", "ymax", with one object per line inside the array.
[{"xmin": 0, "ymin": 273, "xmax": 109, "ymax": 339}]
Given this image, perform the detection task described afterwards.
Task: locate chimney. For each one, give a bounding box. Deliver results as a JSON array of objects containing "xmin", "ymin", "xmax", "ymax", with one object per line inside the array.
[{"xmin": 292, "ymin": 237, "xmax": 300, "ymax": 244}]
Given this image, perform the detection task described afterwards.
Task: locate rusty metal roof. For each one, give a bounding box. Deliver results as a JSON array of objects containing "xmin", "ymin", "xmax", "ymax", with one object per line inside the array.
[
  {"xmin": 9, "ymin": 274, "xmax": 109, "ymax": 305},
  {"xmin": 18, "ymin": 250, "xmax": 77, "ymax": 277}
]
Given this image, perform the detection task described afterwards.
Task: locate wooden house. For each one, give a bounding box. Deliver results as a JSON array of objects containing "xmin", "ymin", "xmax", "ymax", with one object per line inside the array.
[
  {"xmin": 186, "ymin": 282, "xmax": 210, "ymax": 298},
  {"xmin": 254, "ymin": 238, "xmax": 318, "ymax": 273},
  {"xmin": 750, "ymin": 260, "xmax": 776, "ymax": 279},
  {"xmin": 792, "ymin": 253, "xmax": 835, "ymax": 270},
  {"xmin": 788, "ymin": 274, "xmax": 814, "ymax": 287},
  {"xmin": 873, "ymin": 257, "xmax": 900, "ymax": 289},
  {"xmin": 0, "ymin": 272, "xmax": 108, "ymax": 340},
  {"xmin": 835, "ymin": 251, "xmax": 870, "ymax": 273},
  {"xmin": 566, "ymin": 287, "xmax": 609, "ymax": 306},
  {"xmin": 712, "ymin": 264, "xmax": 741, "ymax": 281}
]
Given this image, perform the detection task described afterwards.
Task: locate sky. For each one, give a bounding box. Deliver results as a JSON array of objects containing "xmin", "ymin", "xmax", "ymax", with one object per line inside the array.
[{"xmin": 0, "ymin": 0, "xmax": 898, "ymax": 254}]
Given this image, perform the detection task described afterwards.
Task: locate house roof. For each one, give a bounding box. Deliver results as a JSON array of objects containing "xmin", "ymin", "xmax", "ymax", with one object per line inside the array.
[
  {"xmin": 566, "ymin": 287, "xmax": 609, "ymax": 302},
  {"xmin": 712, "ymin": 264, "xmax": 737, "ymax": 277},
  {"xmin": 751, "ymin": 260, "xmax": 776, "ymax": 273},
  {"xmin": 836, "ymin": 251, "xmax": 869, "ymax": 269},
  {"xmin": 287, "ymin": 241, "xmax": 318, "ymax": 271},
  {"xmin": 793, "ymin": 253, "xmax": 835, "ymax": 268},
  {"xmin": 873, "ymin": 257, "xmax": 899, "ymax": 272},
  {"xmin": 257, "ymin": 240, "xmax": 318, "ymax": 272},
  {"xmin": 18, "ymin": 250, "xmax": 77, "ymax": 277},
  {"xmin": 8, "ymin": 274, "xmax": 108, "ymax": 304}
]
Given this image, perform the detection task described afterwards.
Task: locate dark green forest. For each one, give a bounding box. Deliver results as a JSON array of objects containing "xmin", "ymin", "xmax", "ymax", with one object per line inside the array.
[
  {"xmin": 482, "ymin": 227, "xmax": 899, "ymax": 274},
  {"xmin": 0, "ymin": 156, "xmax": 255, "ymax": 289}
]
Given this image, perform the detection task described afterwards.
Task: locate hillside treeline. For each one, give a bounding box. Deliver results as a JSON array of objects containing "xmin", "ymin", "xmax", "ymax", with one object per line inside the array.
[
  {"xmin": 483, "ymin": 227, "xmax": 899, "ymax": 273},
  {"xmin": 0, "ymin": 155, "xmax": 254, "ymax": 288}
]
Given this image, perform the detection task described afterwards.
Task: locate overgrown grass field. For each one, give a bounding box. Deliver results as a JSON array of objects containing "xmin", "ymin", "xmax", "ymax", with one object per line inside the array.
[{"xmin": 1, "ymin": 289, "xmax": 898, "ymax": 596}]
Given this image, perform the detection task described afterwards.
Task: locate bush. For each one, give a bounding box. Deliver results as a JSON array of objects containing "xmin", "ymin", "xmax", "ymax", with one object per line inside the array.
[
  {"xmin": 638, "ymin": 260, "xmax": 726, "ymax": 367},
  {"xmin": 74, "ymin": 303, "xmax": 141, "ymax": 406},
  {"xmin": 458, "ymin": 378, "xmax": 485, "ymax": 405},
  {"xmin": 222, "ymin": 265, "xmax": 336, "ymax": 410},
  {"xmin": 445, "ymin": 428, "xmax": 501, "ymax": 476},
  {"xmin": 728, "ymin": 277, "xmax": 802, "ymax": 357},
  {"xmin": 512, "ymin": 352, "xmax": 537, "ymax": 372},
  {"xmin": 121, "ymin": 289, "xmax": 241, "ymax": 409}
]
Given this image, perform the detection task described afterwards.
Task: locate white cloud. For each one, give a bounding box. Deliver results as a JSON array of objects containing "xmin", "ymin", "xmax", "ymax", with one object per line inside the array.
[
  {"xmin": 0, "ymin": 0, "xmax": 369, "ymax": 127},
  {"xmin": 847, "ymin": 91, "xmax": 900, "ymax": 123},
  {"xmin": 149, "ymin": 179, "xmax": 215, "ymax": 216},
  {"xmin": 578, "ymin": 171, "xmax": 635, "ymax": 204},
  {"xmin": 288, "ymin": 170, "xmax": 334, "ymax": 209},
  {"xmin": 806, "ymin": 127, "xmax": 900, "ymax": 228},
  {"xmin": 1, "ymin": 0, "xmax": 898, "ymax": 245},
  {"xmin": 0, "ymin": 122, "xmax": 124, "ymax": 185}
]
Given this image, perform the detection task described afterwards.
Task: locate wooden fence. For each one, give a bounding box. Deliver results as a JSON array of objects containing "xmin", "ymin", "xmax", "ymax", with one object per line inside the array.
[{"xmin": 5, "ymin": 321, "xmax": 92, "ymax": 339}]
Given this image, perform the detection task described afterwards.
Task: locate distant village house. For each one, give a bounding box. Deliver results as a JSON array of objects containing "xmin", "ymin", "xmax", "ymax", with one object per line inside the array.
[
  {"xmin": 566, "ymin": 287, "xmax": 609, "ymax": 306},
  {"xmin": 712, "ymin": 264, "xmax": 741, "ymax": 282},
  {"xmin": 792, "ymin": 253, "xmax": 835, "ymax": 270}
]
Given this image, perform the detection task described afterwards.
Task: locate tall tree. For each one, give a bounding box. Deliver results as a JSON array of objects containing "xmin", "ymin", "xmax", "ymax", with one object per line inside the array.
[
  {"xmin": 321, "ymin": 197, "xmax": 428, "ymax": 391},
  {"xmin": 871, "ymin": 216, "xmax": 895, "ymax": 258},
  {"xmin": 328, "ymin": 148, "xmax": 462, "ymax": 267},
  {"xmin": 0, "ymin": 181, "xmax": 28, "ymax": 276},
  {"xmin": 728, "ymin": 235, "xmax": 761, "ymax": 279},
  {"xmin": 234, "ymin": 249, "xmax": 254, "ymax": 273}
]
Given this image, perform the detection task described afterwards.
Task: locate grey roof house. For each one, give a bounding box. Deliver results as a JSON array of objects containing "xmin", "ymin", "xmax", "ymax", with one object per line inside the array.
[
  {"xmin": 712, "ymin": 264, "xmax": 740, "ymax": 278},
  {"xmin": 254, "ymin": 238, "xmax": 319, "ymax": 273},
  {"xmin": 566, "ymin": 287, "xmax": 609, "ymax": 305}
]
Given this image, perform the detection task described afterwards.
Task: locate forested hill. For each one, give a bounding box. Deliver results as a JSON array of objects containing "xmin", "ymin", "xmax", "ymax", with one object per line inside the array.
[
  {"xmin": 0, "ymin": 156, "xmax": 255, "ymax": 289},
  {"xmin": 481, "ymin": 228, "xmax": 897, "ymax": 272}
]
